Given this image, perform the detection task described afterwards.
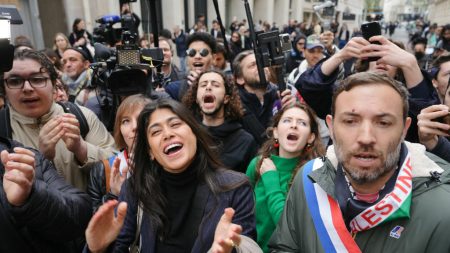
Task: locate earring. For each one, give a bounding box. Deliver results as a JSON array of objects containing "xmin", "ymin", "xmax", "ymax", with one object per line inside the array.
[
  {"xmin": 273, "ymin": 139, "xmax": 279, "ymax": 148},
  {"xmin": 305, "ymin": 143, "xmax": 312, "ymax": 151}
]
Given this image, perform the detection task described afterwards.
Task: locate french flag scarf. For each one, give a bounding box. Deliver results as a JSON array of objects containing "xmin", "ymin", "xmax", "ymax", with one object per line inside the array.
[{"xmin": 302, "ymin": 151, "xmax": 412, "ymax": 253}]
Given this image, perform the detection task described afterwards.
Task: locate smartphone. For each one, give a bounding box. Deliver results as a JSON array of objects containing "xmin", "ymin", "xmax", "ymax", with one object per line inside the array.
[
  {"xmin": 361, "ymin": 22, "xmax": 381, "ymax": 61},
  {"xmin": 433, "ymin": 111, "xmax": 450, "ymax": 134}
]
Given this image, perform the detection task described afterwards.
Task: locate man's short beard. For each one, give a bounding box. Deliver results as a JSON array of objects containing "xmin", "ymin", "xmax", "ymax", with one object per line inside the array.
[
  {"xmin": 201, "ymin": 100, "xmax": 225, "ymax": 118},
  {"xmin": 335, "ymin": 138, "xmax": 402, "ymax": 185},
  {"xmin": 246, "ymin": 78, "xmax": 267, "ymax": 89}
]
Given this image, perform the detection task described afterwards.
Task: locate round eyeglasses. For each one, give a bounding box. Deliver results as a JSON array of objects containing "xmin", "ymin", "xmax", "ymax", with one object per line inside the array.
[{"xmin": 186, "ymin": 48, "xmax": 210, "ymax": 57}]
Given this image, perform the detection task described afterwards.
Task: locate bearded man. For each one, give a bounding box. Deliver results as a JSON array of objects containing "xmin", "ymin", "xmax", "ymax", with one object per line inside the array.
[{"xmin": 269, "ymin": 72, "xmax": 450, "ymax": 253}]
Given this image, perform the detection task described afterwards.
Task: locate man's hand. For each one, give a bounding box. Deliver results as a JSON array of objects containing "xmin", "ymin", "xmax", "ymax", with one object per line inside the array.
[
  {"xmin": 321, "ymin": 37, "xmax": 369, "ymax": 76},
  {"xmin": 109, "ymin": 157, "xmax": 129, "ymax": 196},
  {"xmin": 86, "ymin": 200, "xmax": 128, "ymax": 253},
  {"xmin": 39, "ymin": 117, "xmax": 65, "ymax": 160},
  {"xmin": 60, "ymin": 113, "xmax": 88, "ymax": 164},
  {"xmin": 210, "ymin": 208, "xmax": 242, "ymax": 253},
  {"xmin": 417, "ymin": 104, "xmax": 450, "ymax": 150},
  {"xmin": 187, "ymin": 70, "xmax": 202, "ymax": 86},
  {"xmin": 361, "ymin": 35, "xmax": 422, "ymax": 87},
  {"xmin": 280, "ymin": 89, "xmax": 295, "ymax": 108},
  {"xmin": 1, "ymin": 147, "xmax": 36, "ymax": 206},
  {"xmin": 361, "ymin": 36, "xmax": 416, "ymax": 69}
]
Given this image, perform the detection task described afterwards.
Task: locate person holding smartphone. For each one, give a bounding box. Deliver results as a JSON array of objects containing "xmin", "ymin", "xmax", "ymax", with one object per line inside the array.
[
  {"xmin": 295, "ymin": 21, "xmax": 439, "ymax": 143},
  {"xmin": 417, "ymin": 57, "xmax": 450, "ymax": 162}
]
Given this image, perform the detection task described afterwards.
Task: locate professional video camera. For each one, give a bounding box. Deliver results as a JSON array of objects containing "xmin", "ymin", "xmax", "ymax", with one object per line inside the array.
[
  {"xmin": 92, "ymin": 15, "xmax": 123, "ymax": 47},
  {"xmin": 87, "ymin": 30, "xmax": 162, "ymax": 131},
  {"xmin": 89, "ymin": 30, "xmax": 164, "ymax": 96}
]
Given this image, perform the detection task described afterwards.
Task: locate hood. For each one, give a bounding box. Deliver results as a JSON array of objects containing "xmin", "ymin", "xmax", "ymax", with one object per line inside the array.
[
  {"xmin": 291, "ymin": 33, "xmax": 307, "ymax": 56},
  {"xmin": 207, "ymin": 120, "xmax": 243, "ymax": 139}
]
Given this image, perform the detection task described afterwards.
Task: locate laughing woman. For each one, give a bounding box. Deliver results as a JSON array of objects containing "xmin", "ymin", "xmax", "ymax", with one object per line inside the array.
[
  {"xmin": 85, "ymin": 98, "xmax": 256, "ymax": 253},
  {"xmin": 246, "ymin": 103, "xmax": 325, "ymax": 253}
]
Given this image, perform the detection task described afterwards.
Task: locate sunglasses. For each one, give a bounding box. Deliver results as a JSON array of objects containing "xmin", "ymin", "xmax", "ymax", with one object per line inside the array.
[{"xmin": 186, "ymin": 48, "xmax": 210, "ymax": 57}]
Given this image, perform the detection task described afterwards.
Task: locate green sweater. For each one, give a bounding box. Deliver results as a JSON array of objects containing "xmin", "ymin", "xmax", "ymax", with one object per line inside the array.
[{"xmin": 246, "ymin": 155, "xmax": 299, "ymax": 253}]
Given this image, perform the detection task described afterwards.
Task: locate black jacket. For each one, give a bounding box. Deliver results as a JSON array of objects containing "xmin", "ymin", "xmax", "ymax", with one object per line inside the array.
[
  {"xmin": 207, "ymin": 120, "xmax": 258, "ymax": 173},
  {"xmin": 0, "ymin": 137, "xmax": 92, "ymax": 253},
  {"xmin": 86, "ymin": 158, "xmax": 119, "ymax": 213},
  {"xmin": 239, "ymin": 84, "xmax": 279, "ymax": 146}
]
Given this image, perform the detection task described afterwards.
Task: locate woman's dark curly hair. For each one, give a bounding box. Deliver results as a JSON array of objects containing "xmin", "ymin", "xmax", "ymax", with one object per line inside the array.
[
  {"xmin": 254, "ymin": 102, "xmax": 325, "ymax": 188},
  {"xmin": 182, "ymin": 70, "xmax": 244, "ymax": 121}
]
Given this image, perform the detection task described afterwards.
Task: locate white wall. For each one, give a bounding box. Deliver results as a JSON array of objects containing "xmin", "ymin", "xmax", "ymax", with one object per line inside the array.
[{"xmin": 162, "ymin": 0, "xmax": 184, "ymax": 31}]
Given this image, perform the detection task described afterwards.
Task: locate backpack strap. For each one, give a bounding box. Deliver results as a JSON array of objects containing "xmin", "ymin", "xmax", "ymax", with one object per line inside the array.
[
  {"xmin": 57, "ymin": 101, "xmax": 89, "ymax": 139},
  {"xmin": 0, "ymin": 105, "xmax": 12, "ymax": 139},
  {"xmin": 102, "ymin": 159, "xmax": 111, "ymax": 193}
]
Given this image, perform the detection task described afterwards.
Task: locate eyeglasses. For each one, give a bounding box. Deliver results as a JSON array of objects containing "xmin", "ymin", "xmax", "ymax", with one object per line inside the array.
[
  {"xmin": 4, "ymin": 77, "xmax": 49, "ymax": 89},
  {"xmin": 186, "ymin": 48, "xmax": 210, "ymax": 57}
]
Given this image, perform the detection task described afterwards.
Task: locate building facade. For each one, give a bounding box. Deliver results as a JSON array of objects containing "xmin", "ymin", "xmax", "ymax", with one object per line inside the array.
[{"xmin": 5, "ymin": 0, "xmax": 365, "ymax": 50}]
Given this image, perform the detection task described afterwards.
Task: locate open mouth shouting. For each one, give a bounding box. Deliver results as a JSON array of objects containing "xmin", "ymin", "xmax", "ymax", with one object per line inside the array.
[
  {"xmin": 201, "ymin": 94, "xmax": 216, "ymax": 110},
  {"xmin": 192, "ymin": 62, "xmax": 205, "ymax": 72},
  {"xmin": 286, "ymin": 133, "xmax": 299, "ymax": 142}
]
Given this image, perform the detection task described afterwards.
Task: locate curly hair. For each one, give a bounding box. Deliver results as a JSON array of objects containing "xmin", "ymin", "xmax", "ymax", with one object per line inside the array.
[
  {"xmin": 12, "ymin": 50, "xmax": 58, "ymax": 85},
  {"xmin": 254, "ymin": 102, "xmax": 325, "ymax": 187},
  {"xmin": 186, "ymin": 32, "xmax": 217, "ymax": 53},
  {"xmin": 182, "ymin": 70, "xmax": 244, "ymax": 121}
]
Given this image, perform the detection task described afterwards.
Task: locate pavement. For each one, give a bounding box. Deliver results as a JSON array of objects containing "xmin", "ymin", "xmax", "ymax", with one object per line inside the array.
[{"xmin": 383, "ymin": 26, "xmax": 412, "ymax": 51}]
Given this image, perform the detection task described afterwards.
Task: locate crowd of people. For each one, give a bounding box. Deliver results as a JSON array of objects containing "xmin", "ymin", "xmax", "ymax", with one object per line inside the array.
[{"xmin": 1, "ymin": 10, "xmax": 450, "ymax": 253}]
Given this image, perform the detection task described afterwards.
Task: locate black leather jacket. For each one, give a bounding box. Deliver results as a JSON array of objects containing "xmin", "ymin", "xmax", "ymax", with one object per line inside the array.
[
  {"xmin": 87, "ymin": 158, "xmax": 119, "ymax": 213},
  {"xmin": 0, "ymin": 137, "xmax": 92, "ymax": 253}
]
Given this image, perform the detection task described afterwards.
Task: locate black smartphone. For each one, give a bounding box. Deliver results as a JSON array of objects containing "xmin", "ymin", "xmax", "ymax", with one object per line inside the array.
[{"xmin": 361, "ymin": 22, "xmax": 382, "ymax": 61}]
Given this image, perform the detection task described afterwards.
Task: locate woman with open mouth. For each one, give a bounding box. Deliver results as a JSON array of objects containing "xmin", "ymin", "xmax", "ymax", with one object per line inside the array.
[
  {"xmin": 246, "ymin": 103, "xmax": 325, "ymax": 253},
  {"xmin": 85, "ymin": 98, "xmax": 256, "ymax": 253}
]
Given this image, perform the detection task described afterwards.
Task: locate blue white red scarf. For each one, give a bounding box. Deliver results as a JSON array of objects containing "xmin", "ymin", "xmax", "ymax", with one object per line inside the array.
[{"xmin": 302, "ymin": 151, "xmax": 412, "ymax": 252}]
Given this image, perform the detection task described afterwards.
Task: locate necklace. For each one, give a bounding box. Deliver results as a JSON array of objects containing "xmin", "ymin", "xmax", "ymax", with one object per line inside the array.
[{"xmin": 342, "ymin": 169, "xmax": 382, "ymax": 203}]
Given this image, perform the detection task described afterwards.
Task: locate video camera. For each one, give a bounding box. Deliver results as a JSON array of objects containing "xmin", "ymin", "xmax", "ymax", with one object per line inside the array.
[
  {"xmin": 92, "ymin": 15, "xmax": 123, "ymax": 47},
  {"xmin": 89, "ymin": 30, "xmax": 164, "ymax": 96}
]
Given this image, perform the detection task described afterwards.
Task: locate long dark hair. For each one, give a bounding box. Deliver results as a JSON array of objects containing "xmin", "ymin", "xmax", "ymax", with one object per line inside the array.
[
  {"xmin": 72, "ymin": 18, "xmax": 83, "ymax": 33},
  {"xmin": 129, "ymin": 98, "xmax": 244, "ymax": 236},
  {"xmin": 255, "ymin": 103, "xmax": 325, "ymax": 187}
]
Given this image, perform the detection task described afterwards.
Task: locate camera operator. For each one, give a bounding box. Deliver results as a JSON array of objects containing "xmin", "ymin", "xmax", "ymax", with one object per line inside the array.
[
  {"xmin": 152, "ymin": 38, "xmax": 183, "ymax": 87},
  {"xmin": 120, "ymin": 3, "xmax": 140, "ymax": 39}
]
